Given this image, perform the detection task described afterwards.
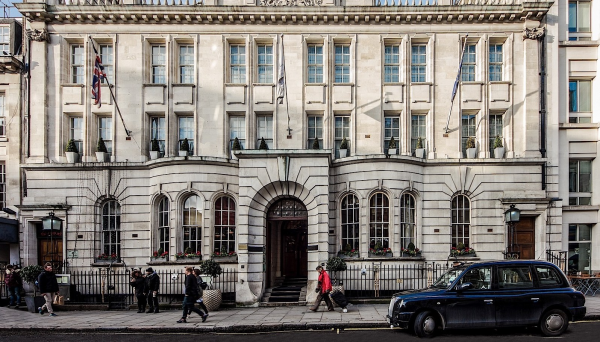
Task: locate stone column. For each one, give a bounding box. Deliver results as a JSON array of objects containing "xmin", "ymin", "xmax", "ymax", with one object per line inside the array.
[
  {"xmin": 26, "ymin": 25, "xmax": 49, "ymax": 163},
  {"xmin": 522, "ymin": 22, "xmax": 545, "ymax": 158}
]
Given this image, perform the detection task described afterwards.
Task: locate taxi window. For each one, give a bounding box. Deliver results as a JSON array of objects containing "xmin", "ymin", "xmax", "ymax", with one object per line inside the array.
[
  {"xmin": 535, "ymin": 266, "xmax": 563, "ymax": 287},
  {"xmin": 457, "ymin": 267, "xmax": 492, "ymax": 290},
  {"xmin": 498, "ymin": 266, "xmax": 534, "ymax": 289}
]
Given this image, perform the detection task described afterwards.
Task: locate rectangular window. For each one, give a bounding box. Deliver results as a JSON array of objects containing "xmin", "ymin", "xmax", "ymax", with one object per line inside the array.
[
  {"xmin": 157, "ymin": 198, "xmax": 169, "ymax": 254},
  {"xmin": 411, "ymin": 114, "xmax": 426, "ymax": 153},
  {"xmin": 178, "ymin": 117, "xmax": 194, "ymax": 155},
  {"xmin": 151, "ymin": 45, "xmax": 166, "ymax": 84},
  {"xmin": 0, "ymin": 163, "xmax": 5, "ymax": 209},
  {"xmin": 461, "ymin": 44, "xmax": 476, "ymax": 82},
  {"xmin": 569, "ymin": 1, "xmax": 591, "ymax": 40},
  {"xmin": 229, "ymin": 116, "xmax": 246, "ymax": 151},
  {"xmin": 100, "ymin": 45, "xmax": 114, "ymax": 84},
  {"xmin": 334, "ymin": 116, "xmax": 351, "ymax": 158},
  {"xmin": 498, "ymin": 266, "xmax": 534, "ymax": 289},
  {"xmin": 98, "ymin": 117, "xmax": 112, "ymax": 155},
  {"xmin": 334, "ymin": 44, "xmax": 350, "ymax": 83},
  {"xmin": 489, "ymin": 114, "xmax": 503, "ymax": 158},
  {"xmin": 384, "ymin": 44, "xmax": 400, "ymax": 83},
  {"xmin": 461, "ymin": 114, "xmax": 476, "ymax": 156},
  {"xmin": 568, "ymin": 224, "xmax": 592, "ymax": 274},
  {"xmin": 230, "ymin": 44, "xmax": 246, "ymax": 84},
  {"xmin": 179, "ymin": 45, "xmax": 194, "ymax": 84},
  {"xmin": 70, "ymin": 117, "xmax": 83, "ymax": 155},
  {"xmin": 569, "ymin": 160, "xmax": 592, "ymax": 205},
  {"xmin": 150, "ymin": 117, "xmax": 166, "ymax": 157},
  {"xmin": 489, "ymin": 44, "xmax": 503, "ymax": 82},
  {"xmin": 71, "ymin": 44, "xmax": 85, "ymax": 84},
  {"xmin": 0, "ymin": 27, "xmax": 9, "ymax": 53},
  {"xmin": 384, "ymin": 115, "xmax": 399, "ymax": 155},
  {"xmin": 411, "ymin": 44, "xmax": 426, "ymax": 83},
  {"xmin": 307, "ymin": 44, "xmax": 324, "ymax": 83},
  {"xmin": 307, "ymin": 115, "xmax": 323, "ymax": 149},
  {"xmin": 257, "ymin": 44, "xmax": 273, "ymax": 84},
  {"xmin": 257, "ymin": 116, "xmax": 273, "ymax": 149},
  {"xmin": 0, "ymin": 94, "xmax": 4, "ymax": 136},
  {"xmin": 569, "ymin": 80, "xmax": 592, "ymax": 123}
]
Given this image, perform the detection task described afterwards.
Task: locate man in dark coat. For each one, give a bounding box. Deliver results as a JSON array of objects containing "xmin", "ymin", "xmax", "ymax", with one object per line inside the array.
[
  {"xmin": 37, "ymin": 263, "xmax": 60, "ymax": 316},
  {"xmin": 4, "ymin": 265, "xmax": 23, "ymax": 308},
  {"xmin": 177, "ymin": 266, "xmax": 206, "ymax": 323},
  {"xmin": 144, "ymin": 267, "xmax": 160, "ymax": 313},
  {"xmin": 129, "ymin": 269, "xmax": 147, "ymax": 313}
]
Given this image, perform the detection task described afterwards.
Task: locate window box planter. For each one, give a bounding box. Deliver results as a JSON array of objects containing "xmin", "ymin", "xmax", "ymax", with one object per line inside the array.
[
  {"xmin": 211, "ymin": 255, "xmax": 238, "ymax": 263},
  {"xmin": 95, "ymin": 151, "xmax": 106, "ymax": 162},
  {"xmin": 150, "ymin": 151, "xmax": 159, "ymax": 160},
  {"xmin": 388, "ymin": 148, "xmax": 397, "ymax": 155},
  {"xmin": 369, "ymin": 252, "xmax": 393, "ymax": 258},
  {"xmin": 178, "ymin": 150, "xmax": 188, "ymax": 157},
  {"xmin": 339, "ymin": 149, "xmax": 348, "ymax": 158},
  {"xmin": 466, "ymin": 148, "xmax": 477, "ymax": 159},
  {"xmin": 65, "ymin": 152, "xmax": 78, "ymax": 163},
  {"xmin": 415, "ymin": 148, "xmax": 425, "ymax": 159},
  {"xmin": 494, "ymin": 147, "xmax": 505, "ymax": 159}
]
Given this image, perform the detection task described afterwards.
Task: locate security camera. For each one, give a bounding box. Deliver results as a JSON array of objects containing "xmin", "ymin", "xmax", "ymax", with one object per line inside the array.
[{"xmin": 171, "ymin": 274, "xmax": 178, "ymax": 280}]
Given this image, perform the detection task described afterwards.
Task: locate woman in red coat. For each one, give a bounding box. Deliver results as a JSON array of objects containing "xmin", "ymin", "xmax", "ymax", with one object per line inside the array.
[{"xmin": 309, "ymin": 265, "xmax": 334, "ymax": 311}]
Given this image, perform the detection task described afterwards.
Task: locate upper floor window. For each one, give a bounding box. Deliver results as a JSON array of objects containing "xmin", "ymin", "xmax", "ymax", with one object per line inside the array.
[
  {"xmin": 257, "ymin": 115, "xmax": 273, "ymax": 149},
  {"xmin": 182, "ymin": 195, "xmax": 202, "ymax": 254},
  {"xmin": 230, "ymin": 44, "xmax": 246, "ymax": 84},
  {"xmin": 0, "ymin": 94, "xmax": 5, "ymax": 136},
  {"xmin": 489, "ymin": 44, "xmax": 503, "ymax": 82},
  {"xmin": 384, "ymin": 115, "xmax": 399, "ymax": 155},
  {"xmin": 70, "ymin": 117, "xmax": 83, "ymax": 154},
  {"xmin": 151, "ymin": 45, "xmax": 166, "ymax": 84},
  {"xmin": 179, "ymin": 45, "xmax": 194, "ymax": 84},
  {"xmin": 461, "ymin": 114, "xmax": 476, "ymax": 157},
  {"xmin": 307, "ymin": 44, "xmax": 324, "ymax": 83},
  {"xmin": 341, "ymin": 194, "xmax": 360, "ymax": 251},
  {"xmin": 489, "ymin": 114, "xmax": 503, "ymax": 158},
  {"xmin": 0, "ymin": 163, "xmax": 5, "ymax": 209},
  {"xmin": 0, "ymin": 27, "xmax": 9, "ymax": 53},
  {"xmin": 214, "ymin": 196, "xmax": 236, "ymax": 255},
  {"xmin": 569, "ymin": 159, "xmax": 592, "ymax": 205},
  {"xmin": 229, "ymin": 116, "xmax": 246, "ymax": 152},
  {"xmin": 257, "ymin": 44, "xmax": 273, "ymax": 83},
  {"xmin": 411, "ymin": 113, "xmax": 426, "ymax": 154},
  {"xmin": 307, "ymin": 115, "xmax": 323, "ymax": 149},
  {"xmin": 369, "ymin": 193, "xmax": 390, "ymax": 251},
  {"xmin": 334, "ymin": 116, "xmax": 350, "ymax": 158},
  {"xmin": 71, "ymin": 44, "xmax": 85, "ymax": 84},
  {"xmin": 178, "ymin": 117, "xmax": 194, "ymax": 155},
  {"xmin": 451, "ymin": 195, "xmax": 470, "ymax": 248},
  {"xmin": 334, "ymin": 44, "xmax": 350, "ymax": 83},
  {"xmin": 100, "ymin": 45, "xmax": 114, "ymax": 84},
  {"xmin": 569, "ymin": 80, "xmax": 592, "ymax": 123},
  {"xmin": 98, "ymin": 117, "xmax": 113, "ymax": 155},
  {"xmin": 411, "ymin": 44, "xmax": 426, "ymax": 83},
  {"xmin": 151, "ymin": 117, "xmax": 166, "ymax": 157},
  {"xmin": 157, "ymin": 197, "xmax": 169, "ymax": 254},
  {"xmin": 102, "ymin": 200, "xmax": 121, "ymax": 258},
  {"xmin": 461, "ymin": 44, "xmax": 476, "ymax": 82},
  {"xmin": 400, "ymin": 193, "xmax": 416, "ymax": 250},
  {"xmin": 384, "ymin": 44, "xmax": 400, "ymax": 83},
  {"xmin": 569, "ymin": 1, "xmax": 591, "ymax": 40}
]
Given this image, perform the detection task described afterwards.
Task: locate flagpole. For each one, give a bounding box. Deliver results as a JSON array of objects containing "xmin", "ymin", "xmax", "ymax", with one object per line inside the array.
[
  {"xmin": 277, "ymin": 34, "xmax": 292, "ymax": 136},
  {"xmin": 89, "ymin": 36, "xmax": 132, "ymax": 137},
  {"xmin": 444, "ymin": 34, "xmax": 469, "ymax": 134}
]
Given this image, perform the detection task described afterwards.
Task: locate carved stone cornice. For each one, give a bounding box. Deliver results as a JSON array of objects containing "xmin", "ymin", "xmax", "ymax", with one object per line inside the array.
[
  {"xmin": 26, "ymin": 29, "xmax": 50, "ymax": 43},
  {"xmin": 260, "ymin": 0, "xmax": 323, "ymax": 6},
  {"xmin": 523, "ymin": 27, "xmax": 545, "ymax": 40}
]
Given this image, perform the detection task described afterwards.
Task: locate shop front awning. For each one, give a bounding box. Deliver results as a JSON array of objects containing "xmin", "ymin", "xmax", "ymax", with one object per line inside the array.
[{"xmin": 0, "ymin": 217, "xmax": 19, "ymax": 243}]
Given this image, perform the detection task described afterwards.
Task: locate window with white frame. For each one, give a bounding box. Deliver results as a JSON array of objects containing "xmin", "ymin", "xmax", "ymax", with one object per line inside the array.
[
  {"xmin": 569, "ymin": 1, "xmax": 591, "ymax": 41},
  {"xmin": 489, "ymin": 114, "xmax": 503, "ymax": 158},
  {"xmin": 178, "ymin": 116, "xmax": 194, "ymax": 154},
  {"xmin": 98, "ymin": 117, "xmax": 112, "ymax": 155},
  {"xmin": 307, "ymin": 44, "xmax": 324, "ymax": 83},
  {"xmin": 0, "ymin": 27, "xmax": 9, "ymax": 54},
  {"xmin": 569, "ymin": 80, "xmax": 592, "ymax": 123},
  {"xmin": 157, "ymin": 197, "xmax": 169, "ymax": 254},
  {"xmin": 182, "ymin": 195, "xmax": 202, "ymax": 253},
  {"xmin": 0, "ymin": 94, "xmax": 5, "ymax": 136},
  {"xmin": 70, "ymin": 117, "xmax": 83, "ymax": 154},
  {"xmin": 257, "ymin": 44, "xmax": 273, "ymax": 84},
  {"xmin": 334, "ymin": 44, "xmax": 350, "ymax": 83},
  {"xmin": 411, "ymin": 44, "xmax": 426, "ymax": 83},
  {"xmin": 411, "ymin": 113, "xmax": 426, "ymax": 154},
  {"xmin": 0, "ymin": 163, "xmax": 5, "ymax": 209},
  {"xmin": 568, "ymin": 224, "xmax": 592, "ymax": 274},
  {"xmin": 229, "ymin": 116, "xmax": 246, "ymax": 151},
  {"xmin": 369, "ymin": 193, "xmax": 390, "ymax": 251},
  {"xmin": 150, "ymin": 117, "xmax": 166, "ymax": 157},
  {"xmin": 230, "ymin": 44, "xmax": 246, "ymax": 84},
  {"xmin": 71, "ymin": 44, "xmax": 84, "ymax": 84},
  {"xmin": 334, "ymin": 116, "xmax": 350, "ymax": 158},
  {"xmin": 179, "ymin": 45, "xmax": 194, "ymax": 84},
  {"xmin": 214, "ymin": 196, "xmax": 236, "ymax": 255},
  {"xmin": 384, "ymin": 114, "xmax": 399, "ymax": 155},
  {"xmin": 451, "ymin": 195, "xmax": 470, "ymax": 248},
  {"xmin": 307, "ymin": 115, "xmax": 323, "ymax": 149},
  {"xmin": 102, "ymin": 200, "xmax": 121, "ymax": 258},
  {"xmin": 384, "ymin": 44, "xmax": 400, "ymax": 83},
  {"xmin": 461, "ymin": 44, "xmax": 476, "ymax": 82},
  {"xmin": 489, "ymin": 44, "xmax": 503, "ymax": 82},
  {"xmin": 400, "ymin": 193, "xmax": 416, "ymax": 250},
  {"xmin": 257, "ymin": 115, "xmax": 273, "ymax": 149},
  {"xmin": 341, "ymin": 194, "xmax": 359, "ymax": 251},
  {"xmin": 100, "ymin": 44, "xmax": 114, "ymax": 84},
  {"xmin": 461, "ymin": 113, "xmax": 476, "ymax": 156},
  {"xmin": 569, "ymin": 159, "xmax": 592, "ymax": 205},
  {"xmin": 151, "ymin": 45, "xmax": 166, "ymax": 84}
]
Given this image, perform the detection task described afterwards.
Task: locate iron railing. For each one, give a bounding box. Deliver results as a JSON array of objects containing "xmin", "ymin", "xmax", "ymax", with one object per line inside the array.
[{"xmin": 546, "ymin": 250, "xmax": 568, "ymax": 273}]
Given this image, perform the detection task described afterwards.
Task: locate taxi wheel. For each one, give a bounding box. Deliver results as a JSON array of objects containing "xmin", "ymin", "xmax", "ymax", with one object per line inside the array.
[
  {"xmin": 413, "ymin": 311, "xmax": 437, "ymax": 338},
  {"xmin": 539, "ymin": 309, "xmax": 568, "ymax": 337}
]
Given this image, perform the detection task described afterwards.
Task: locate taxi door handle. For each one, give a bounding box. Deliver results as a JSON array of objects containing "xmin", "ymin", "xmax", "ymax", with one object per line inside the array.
[
  {"xmin": 531, "ymin": 298, "xmax": 540, "ymax": 302},
  {"xmin": 484, "ymin": 299, "xmax": 493, "ymax": 304}
]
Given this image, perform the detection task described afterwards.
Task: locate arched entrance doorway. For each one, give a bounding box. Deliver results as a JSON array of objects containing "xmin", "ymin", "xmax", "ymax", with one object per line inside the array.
[{"xmin": 265, "ymin": 198, "xmax": 308, "ymax": 288}]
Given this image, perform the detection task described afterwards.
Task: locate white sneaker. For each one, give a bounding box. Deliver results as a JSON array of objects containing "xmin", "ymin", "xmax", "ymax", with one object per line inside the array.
[{"xmin": 343, "ymin": 308, "xmax": 348, "ymax": 313}]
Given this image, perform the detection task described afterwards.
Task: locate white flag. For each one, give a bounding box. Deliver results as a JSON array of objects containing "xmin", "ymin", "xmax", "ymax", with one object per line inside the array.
[{"xmin": 276, "ymin": 34, "xmax": 285, "ymax": 104}]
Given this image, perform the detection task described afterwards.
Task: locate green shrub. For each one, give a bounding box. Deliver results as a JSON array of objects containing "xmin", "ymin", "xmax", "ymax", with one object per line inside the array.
[
  {"xmin": 151, "ymin": 139, "xmax": 160, "ymax": 152},
  {"xmin": 97, "ymin": 137, "xmax": 108, "ymax": 153},
  {"xmin": 66, "ymin": 139, "xmax": 78, "ymax": 153},
  {"xmin": 200, "ymin": 259, "xmax": 222, "ymax": 279},
  {"xmin": 312, "ymin": 137, "xmax": 320, "ymax": 149},
  {"xmin": 388, "ymin": 136, "xmax": 396, "ymax": 149},
  {"xmin": 340, "ymin": 137, "xmax": 348, "ymax": 150},
  {"xmin": 258, "ymin": 137, "xmax": 268, "ymax": 150},
  {"xmin": 493, "ymin": 136, "xmax": 503, "ymax": 149},
  {"xmin": 232, "ymin": 137, "xmax": 242, "ymax": 150},
  {"xmin": 180, "ymin": 138, "xmax": 190, "ymax": 152},
  {"xmin": 326, "ymin": 256, "xmax": 347, "ymax": 273},
  {"xmin": 416, "ymin": 136, "xmax": 423, "ymax": 149},
  {"xmin": 466, "ymin": 137, "xmax": 476, "ymax": 149}
]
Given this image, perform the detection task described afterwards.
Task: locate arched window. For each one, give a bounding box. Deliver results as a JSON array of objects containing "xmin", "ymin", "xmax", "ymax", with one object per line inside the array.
[
  {"xmin": 451, "ymin": 194, "xmax": 471, "ymax": 247},
  {"xmin": 157, "ymin": 197, "xmax": 169, "ymax": 253},
  {"xmin": 369, "ymin": 193, "xmax": 390, "ymax": 250},
  {"xmin": 214, "ymin": 196, "xmax": 236, "ymax": 254},
  {"xmin": 341, "ymin": 194, "xmax": 360, "ymax": 251},
  {"xmin": 400, "ymin": 193, "xmax": 416, "ymax": 249},
  {"xmin": 102, "ymin": 200, "xmax": 121, "ymax": 257},
  {"xmin": 182, "ymin": 195, "xmax": 202, "ymax": 253}
]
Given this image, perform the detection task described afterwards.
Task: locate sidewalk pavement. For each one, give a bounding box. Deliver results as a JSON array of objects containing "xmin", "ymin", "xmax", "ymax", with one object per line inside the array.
[{"xmin": 0, "ymin": 295, "xmax": 598, "ymax": 333}]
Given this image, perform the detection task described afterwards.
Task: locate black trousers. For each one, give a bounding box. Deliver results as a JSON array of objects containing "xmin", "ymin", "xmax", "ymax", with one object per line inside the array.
[
  {"xmin": 182, "ymin": 296, "xmax": 204, "ymax": 319},
  {"xmin": 136, "ymin": 294, "xmax": 146, "ymax": 311},
  {"xmin": 147, "ymin": 292, "xmax": 159, "ymax": 311}
]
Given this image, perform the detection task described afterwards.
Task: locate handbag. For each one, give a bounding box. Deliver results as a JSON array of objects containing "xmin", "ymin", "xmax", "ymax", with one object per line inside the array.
[
  {"xmin": 53, "ymin": 294, "xmax": 65, "ymax": 305},
  {"xmin": 315, "ymin": 286, "xmax": 321, "ymax": 293}
]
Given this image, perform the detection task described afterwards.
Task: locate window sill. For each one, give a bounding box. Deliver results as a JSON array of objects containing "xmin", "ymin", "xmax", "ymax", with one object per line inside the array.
[
  {"xmin": 91, "ymin": 262, "xmax": 124, "ymax": 267},
  {"xmin": 559, "ymin": 122, "xmax": 599, "ymax": 129},
  {"xmin": 147, "ymin": 259, "xmax": 202, "ymax": 266},
  {"xmin": 563, "ymin": 205, "xmax": 600, "ymax": 212},
  {"xmin": 172, "ymin": 83, "xmax": 196, "ymax": 87},
  {"xmin": 143, "ymin": 83, "xmax": 167, "ymax": 88},
  {"xmin": 61, "ymin": 83, "xmax": 85, "ymax": 88}
]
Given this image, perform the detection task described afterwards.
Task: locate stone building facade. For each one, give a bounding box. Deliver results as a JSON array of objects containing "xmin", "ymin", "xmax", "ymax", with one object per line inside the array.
[{"xmin": 12, "ymin": 0, "xmax": 578, "ymax": 305}]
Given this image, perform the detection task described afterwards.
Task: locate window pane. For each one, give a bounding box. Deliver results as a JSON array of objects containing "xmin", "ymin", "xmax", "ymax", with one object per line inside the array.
[
  {"xmin": 578, "ymin": 2, "xmax": 591, "ymax": 32},
  {"xmin": 578, "ymin": 80, "xmax": 591, "ymax": 112}
]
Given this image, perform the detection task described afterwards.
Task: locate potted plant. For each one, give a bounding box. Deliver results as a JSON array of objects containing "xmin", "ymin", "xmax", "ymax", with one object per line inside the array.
[
  {"xmin": 338, "ymin": 243, "xmax": 359, "ymax": 258},
  {"xmin": 415, "ymin": 136, "xmax": 425, "ymax": 158},
  {"xmin": 369, "ymin": 242, "xmax": 393, "ymax": 257},
  {"xmin": 231, "ymin": 137, "xmax": 242, "ymax": 159},
  {"xmin": 258, "ymin": 137, "xmax": 268, "ymax": 150},
  {"xmin": 150, "ymin": 139, "xmax": 160, "ymax": 160},
  {"xmin": 20, "ymin": 265, "xmax": 45, "ymax": 313},
  {"xmin": 211, "ymin": 245, "xmax": 238, "ymax": 262},
  {"xmin": 401, "ymin": 242, "xmax": 422, "ymax": 257},
  {"xmin": 388, "ymin": 136, "xmax": 397, "ymax": 155},
  {"xmin": 151, "ymin": 248, "xmax": 169, "ymax": 260},
  {"xmin": 493, "ymin": 135, "xmax": 504, "ymax": 159},
  {"xmin": 199, "ymin": 258, "xmax": 223, "ymax": 311},
  {"xmin": 450, "ymin": 242, "xmax": 476, "ymax": 257},
  {"xmin": 96, "ymin": 137, "xmax": 108, "ymax": 162},
  {"xmin": 339, "ymin": 137, "xmax": 348, "ymax": 158},
  {"xmin": 326, "ymin": 256, "xmax": 347, "ymax": 287},
  {"xmin": 65, "ymin": 138, "xmax": 79, "ymax": 163},
  {"xmin": 465, "ymin": 136, "xmax": 477, "ymax": 159},
  {"xmin": 312, "ymin": 137, "xmax": 320, "ymax": 150},
  {"xmin": 179, "ymin": 138, "xmax": 190, "ymax": 157}
]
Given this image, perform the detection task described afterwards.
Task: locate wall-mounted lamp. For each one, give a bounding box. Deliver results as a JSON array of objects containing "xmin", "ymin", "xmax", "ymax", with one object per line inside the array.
[{"xmin": 41, "ymin": 212, "xmax": 63, "ymax": 231}]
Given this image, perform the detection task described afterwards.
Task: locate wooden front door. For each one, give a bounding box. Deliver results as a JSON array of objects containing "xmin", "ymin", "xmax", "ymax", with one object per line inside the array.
[
  {"xmin": 37, "ymin": 224, "xmax": 64, "ymax": 273},
  {"xmin": 509, "ymin": 216, "xmax": 535, "ymax": 260},
  {"xmin": 281, "ymin": 221, "xmax": 308, "ymax": 278}
]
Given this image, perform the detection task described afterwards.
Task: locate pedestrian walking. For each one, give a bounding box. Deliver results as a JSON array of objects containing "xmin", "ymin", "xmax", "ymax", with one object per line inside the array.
[
  {"xmin": 4, "ymin": 265, "xmax": 23, "ymax": 309},
  {"xmin": 144, "ymin": 267, "xmax": 160, "ymax": 313},
  {"xmin": 178, "ymin": 266, "xmax": 206, "ymax": 323},
  {"xmin": 309, "ymin": 265, "xmax": 334, "ymax": 312},
  {"xmin": 37, "ymin": 263, "xmax": 59, "ymax": 317},
  {"xmin": 192, "ymin": 268, "xmax": 209, "ymax": 319},
  {"xmin": 129, "ymin": 269, "xmax": 146, "ymax": 313}
]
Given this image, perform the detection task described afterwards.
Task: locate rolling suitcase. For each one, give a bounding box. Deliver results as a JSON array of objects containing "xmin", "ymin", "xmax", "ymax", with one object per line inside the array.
[{"xmin": 329, "ymin": 291, "xmax": 348, "ymax": 310}]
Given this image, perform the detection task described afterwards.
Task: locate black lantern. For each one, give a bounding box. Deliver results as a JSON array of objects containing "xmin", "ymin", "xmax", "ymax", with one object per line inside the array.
[
  {"xmin": 504, "ymin": 204, "xmax": 521, "ymax": 223},
  {"xmin": 41, "ymin": 212, "xmax": 63, "ymax": 231},
  {"xmin": 504, "ymin": 205, "xmax": 521, "ymax": 259}
]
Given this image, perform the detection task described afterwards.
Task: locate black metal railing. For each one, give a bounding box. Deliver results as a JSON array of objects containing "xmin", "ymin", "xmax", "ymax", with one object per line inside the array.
[{"xmin": 546, "ymin": 250, "xmax": 568, "ymax": 273}]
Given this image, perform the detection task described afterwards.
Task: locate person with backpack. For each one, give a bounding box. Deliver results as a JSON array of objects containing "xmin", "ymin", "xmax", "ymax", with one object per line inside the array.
[
  {"xmin": 177, "ymin": 267, "xmax": 206, "ymax": 323},
  {"xmin": 129, "ymin": 269, "xmax": 147, "ymax": 313},
  {"xmin": 37, "ymin": 262, "xmax": 59, "ymax": 317},
  {"xmin": 144, "ymin": 267, "xmax": 160, "ymax": 313},
  {"xmin": 4, "ymin": 265, "xmax": 23, "ymax": 309}
]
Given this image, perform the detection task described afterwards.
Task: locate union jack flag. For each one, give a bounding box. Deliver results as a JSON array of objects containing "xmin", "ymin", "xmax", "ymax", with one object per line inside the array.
[{"xmin": 91, "ymin": 43, "xmax": 106, "ymax": 108}]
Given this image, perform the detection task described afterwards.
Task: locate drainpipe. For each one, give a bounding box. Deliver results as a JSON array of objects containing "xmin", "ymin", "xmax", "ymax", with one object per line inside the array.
[{"xmin": 538, "ymin": 31, "xmax": 547, "ymax": 190}]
